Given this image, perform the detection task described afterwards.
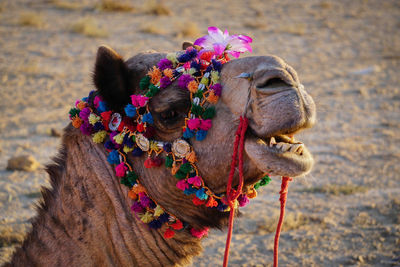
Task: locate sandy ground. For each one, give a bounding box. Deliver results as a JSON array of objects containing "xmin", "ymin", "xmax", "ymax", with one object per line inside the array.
[{"xmin": 0, "ymin": 0, "xmax": 399, "ymax": 266}]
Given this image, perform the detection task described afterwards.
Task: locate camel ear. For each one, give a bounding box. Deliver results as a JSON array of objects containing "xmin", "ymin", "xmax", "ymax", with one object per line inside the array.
[
  {"xmin": 93, "ymin": 45, "xmax": 132, "ymax": 111},
  {"xmin": 182, "ymin": 41, "xmax": 194, "ymax": 50}
]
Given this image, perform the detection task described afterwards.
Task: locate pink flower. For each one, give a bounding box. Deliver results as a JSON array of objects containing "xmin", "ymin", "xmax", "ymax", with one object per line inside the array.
[
  {"xmin": 176, "ymin": 180, "xmax": 189, "ymax": 191},
  {"xmin": 115, "ymin": 163, "xmax": 127, "ymax": 177},
  {"xmin": 187, "ymin": 118, "xmax": 201, "ymax": 130},
  {"xmin": 187, "ymin": 176, "xmax": 202, "ymax": 187},
  {"xmin": 199, "ymin": 119, "xmax": 212, "ymax": 131},
  {"xmin": 190, "ymin": 227, "xmax": 209, "ymax": 238},
  {"xmin": 131, "ymin": 95, "xmax": 149, "ymax": 107},
  {"xmin": 194, "ymin": 27, "xmax": 252, "ymax": 58}
]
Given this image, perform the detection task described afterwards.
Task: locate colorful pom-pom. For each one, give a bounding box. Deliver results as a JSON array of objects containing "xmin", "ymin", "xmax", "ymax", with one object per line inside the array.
[
  {"xmin": 154, "ymin": 205, "xmax": 164, "ymax": 217},
  {"xmin": 195, "ymin": 130, "xmax": 208, "ymax": 141},
  {"xmin": 176, "ymin": 180, "xmax": 189, "ymax": 191},
  {"xmin": 187, "ymin": 176, "xmax": 202, "ymax": 187},
  {"xmin": 142, "ymin": 113, "xmax": 154, "ymax": 124},
  {"xmin": 190, "ymin": 227, "xmax": 209, "ymax": 238},
  {"xmin": 140, "ymin": 212, "xmax": 154, "ymax": 223},
  {"xmin": 131, "ymin": 202, "xmax": 144, "ymax": 213},
  {"xmin": 98, "ymin": 101, "xmax": 108, "ymax": 113},
  {"xmin": 171, "ymin": 220, "xmax": 183, "ymax": 230},
  {"xmin": 192, "ymin": 196, "xmax": 206, "ymax": 206},
  {"xmin": 80, "ymin": 121, "xmax": 93, "ymax": 135},
  {"xmin": 148, "ymin": 66, "xmax": 162, "ymax": 85},
  {"xmin": 71, "ymin": 116, "xmax": 83, "ymax": 128},
  {"xmin": 124, "ymin": 104, "xmax": 137, "ymax": 118},
  {"xmin": 157, "ymin": 58, "xmax": 173, "ymax": 71},
  {"xmin": 199, "ymin": 119, "xmax": 212, "ymax": 131},
  {"xmin": 206, "ymin": 197, "xmax": 218, "ymax": 208},
  {"xmin": 210, "ymin": 83, "xmax": 222, "ymax": 96},
  {"xmin": 139, "ymin": 76, "xmax": 151, "ymax": 90},
  {"xmin": 187, "ymin": 80, "xmax": 198, "ymax": 93},
  {"xmin": 237, "ymin": 194, "xmax": 250, "ymax": 207},
  {"xmin": 183, "ymin": 128, "xmax": 195, "ymax": 139},
  {"xmin": 92, "ymin": 130, "xmax": 107, "ymax": 143},
  {"xmin": 164, "ymin": 228, "xmax": 175, "ymax": 239},
  {"xmin": 107, "ymin": 150, "xmax": 120, "ymax": 164},
  {"xmin": 115, "ymin": 163, "xmax": 127, "ymax": 177},
  {"xmin": 178, "ymin": 74, "xmax": 194, "ymax": 89},
  {"xmin": 202, "ymin": 107, "xmax": 216, "ymax": 119},
  {"xmin": 195, "ymin": 188, "xmax": 209, "ymax": 200},
  {"xmin": 187, "ymin": 118, "xmax": 201, "ymax": 130}
]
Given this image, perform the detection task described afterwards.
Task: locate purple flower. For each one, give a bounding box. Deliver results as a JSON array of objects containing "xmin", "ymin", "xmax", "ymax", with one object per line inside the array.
[
  {"xmin": 157, "ymin": 58, "xmax": 173, "ymax": 71},
  {"xmin": 194, "ymin": 27, "xmax": 252, "ymax": 58},
  {"xmin": 131, "ymin": 202, "xmax": 144, "ymax": 213},
  {"xmin": 80, "ymin": 121, "xmax": 93, "ymax": 135},
  {"xmin": 159, "ymin": 76, "xmax": 172, "ymax": 89},
  {"xmin": 210, "ymin": 83, "xmax": 222, "ymax": 96},
  {"xmin": 79, "ymin": 107, "xmax": 91, "ymax": 121},
  {"xmin": 178, "ymin": 74, "xmax": 194, "ymax": 89}
]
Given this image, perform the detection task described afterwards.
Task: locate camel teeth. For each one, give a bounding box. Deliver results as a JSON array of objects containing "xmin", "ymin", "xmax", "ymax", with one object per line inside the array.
[
  {"xmin": 257, "ymin": 138, "xmax": 267, "ymax": 145},
  {"xmin": 269, "ymin": 137, "xmax": 276, "ymax": 146},
  {"xmin": 289, "ymin": 143, "xmax": 301, "ymax": 152},
  {"xmin": 276, "ymin": 142, "xmax": 283, "ymax": 150},
  {"xmin": 281, "ymin": 143, "xmax": 291, "ymax": 152},
  {"xmin": 296, "ymin": 145, "xmax": 304, "ymax": 154}
]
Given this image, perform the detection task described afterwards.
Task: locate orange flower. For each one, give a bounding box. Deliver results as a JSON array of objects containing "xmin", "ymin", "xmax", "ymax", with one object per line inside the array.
[
  {"xmin": 148, "ymin": 66, "xmax": 162, "ymax": 85},
  {"xmin": 247, "ymin": 188, "xmax": 257, "ymax": 199},
  {"xmin": 207, "ymin": 91, "xmax": 219, "ymax": 104},
  {"xmin": 163, "ymin": 68, "xmax": 173, "ymax": 78},
  {"xmin": 133, "ymin": 184, "xmax": 146, "ymax": 194},
  {"xmin": 77, "ymin": 101, "xmax": 87, "ymax": 110},
  {"xmin": 72, "ymin": 117, "xmax": 83, "ymax": 128},
  {"xmin": 185, "ymin": 151, "xmax": 197, "ymax": 163},
  {"xmin": 128, "ymin": 190, "xmax": 137, "ymax": 200},
  {"xmin": 187, "ymin": 80, "xmax": 198, "ymax": 93}
]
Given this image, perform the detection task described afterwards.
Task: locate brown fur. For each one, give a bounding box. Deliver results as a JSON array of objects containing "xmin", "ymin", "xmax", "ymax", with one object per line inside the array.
[{"xmin": 6, "ymin": 46, "xmax": 316, "ymax": 266}]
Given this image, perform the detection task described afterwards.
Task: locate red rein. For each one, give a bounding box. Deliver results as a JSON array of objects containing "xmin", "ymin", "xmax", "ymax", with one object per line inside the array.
[{"xmin": 222, "ymin": 116, "xmax": 292, "ymax": 267}]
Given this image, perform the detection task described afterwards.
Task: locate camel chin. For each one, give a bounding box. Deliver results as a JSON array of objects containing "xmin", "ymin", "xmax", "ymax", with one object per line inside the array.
[{"xmin": 245, "ymin": 132, "xmax": 314, "ymax": 178}]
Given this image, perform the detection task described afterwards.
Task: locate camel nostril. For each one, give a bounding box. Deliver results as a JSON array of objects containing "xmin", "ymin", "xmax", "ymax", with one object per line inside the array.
[{"xmin": 256, "ymin": 77, "xmax": 289, "ymax": 89}]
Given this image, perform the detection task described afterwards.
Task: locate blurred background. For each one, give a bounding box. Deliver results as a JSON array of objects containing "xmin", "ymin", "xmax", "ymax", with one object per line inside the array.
[{"xmin": 0, "ymin": 0, "xmax": 399, "ymax": 266}]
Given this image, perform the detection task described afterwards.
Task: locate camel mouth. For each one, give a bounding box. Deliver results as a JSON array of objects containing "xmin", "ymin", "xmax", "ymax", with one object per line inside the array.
[
  {"xmin": 245, "ymin": 130, "xmax": 314, "ymax": 177},
  {"xmin": 255, "ymin": 134, "xmax": 305, "ymax": 155}
]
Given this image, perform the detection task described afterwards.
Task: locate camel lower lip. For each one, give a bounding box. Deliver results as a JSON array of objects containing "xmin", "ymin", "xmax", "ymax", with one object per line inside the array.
[{"xmin": 244, "ymin": 133, "xmax": 314, "ymax": 177}]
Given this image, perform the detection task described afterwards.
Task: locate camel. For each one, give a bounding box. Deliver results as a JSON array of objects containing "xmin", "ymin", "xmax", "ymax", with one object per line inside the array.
[{"xmin": 5, "ymin": 37, "xmax": 315, "ymax": 267}]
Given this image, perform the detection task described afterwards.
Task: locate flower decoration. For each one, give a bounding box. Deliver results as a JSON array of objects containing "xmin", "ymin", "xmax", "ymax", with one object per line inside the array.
[
  {"xmin": 194, "ymin": 27, "xmax": 253, "ymax": 58},
  {"xmin": 68, "ymin": 27, "xmax": 266, "ymax": 240}
]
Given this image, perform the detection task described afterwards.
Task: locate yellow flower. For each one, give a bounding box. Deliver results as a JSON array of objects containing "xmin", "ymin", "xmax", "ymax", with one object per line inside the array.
[
  {"xmin": 113, "ymin": 132, "xmax": 125, "ymax": 144},
  {"xmin": 92, "ymin": 130, "xmax": 107, "ymax": 143},
  {"xmin": 140, "ymin": 212, "xmax": 154, "ymax": 223},
  {"xmin": 166, "ymin": 53, "xmax": 178, "ymax": 66},
  {"xmin": 89, "ymin": 113, "xmax": 100, "ymax": 125},
  {"xmin": 123, "ymin": 146, "xmax": 134, "ymax": 153},
  {"xmin": 211, "ymin": 71, "xmax": 219, "ymax": 83},
  {"xmin": 200, "ymin": 76, "xmax": 209, "ymax": 85},
  {"xmin": 154, "ymin": 205, "xmax": 164, "ymax": 217}
]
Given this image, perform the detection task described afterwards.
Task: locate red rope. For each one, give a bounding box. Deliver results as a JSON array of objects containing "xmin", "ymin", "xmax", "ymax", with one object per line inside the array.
[
  {"xmin": 222, "ymin": 116, "xmax": 292, "ymax": 267},
  {"xmin": 223, "ymin": 116, "xmax": 248, "ymax": 267},
  {"xmin": 273, "ymin": 176, "xmax": 292, "ymax": 267}
]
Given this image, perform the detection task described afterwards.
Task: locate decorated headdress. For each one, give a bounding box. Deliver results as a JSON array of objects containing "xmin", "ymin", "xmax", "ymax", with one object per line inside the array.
[{"xmin": 69, "ymin": 27, "xmax": 275, "ymax": 255}]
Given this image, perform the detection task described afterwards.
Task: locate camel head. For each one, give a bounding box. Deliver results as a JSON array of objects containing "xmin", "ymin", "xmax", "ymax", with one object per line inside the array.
[{"xmin": 86, "ymin": 29, "xmax": 315, "ymax": 231}]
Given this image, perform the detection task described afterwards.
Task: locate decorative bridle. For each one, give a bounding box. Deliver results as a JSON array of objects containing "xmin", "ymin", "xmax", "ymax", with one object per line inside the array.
[{"xmin": 69, "ymin": 27, "xmax": 290, "ymax": 267}]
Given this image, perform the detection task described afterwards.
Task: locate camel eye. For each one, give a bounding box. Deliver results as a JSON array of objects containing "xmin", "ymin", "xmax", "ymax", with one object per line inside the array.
[{"xmin": 257, "ymin": 77, "xmax": 288, "ymax": 88}]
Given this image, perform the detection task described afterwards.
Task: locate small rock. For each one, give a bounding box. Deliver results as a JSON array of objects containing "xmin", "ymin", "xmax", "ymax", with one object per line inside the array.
[
  {"xmin": 49, "ymin": 128, "xmax": 62, "ymax": 137},
  {"xmin": 6, "ymin": 155, "xmax": 40, "ymax": 172}
]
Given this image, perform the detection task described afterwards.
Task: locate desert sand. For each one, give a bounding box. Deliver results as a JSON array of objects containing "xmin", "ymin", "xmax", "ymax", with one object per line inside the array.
[{"xmin": 0, "ymin": 0, "xmax": 399, "ymax": 266}]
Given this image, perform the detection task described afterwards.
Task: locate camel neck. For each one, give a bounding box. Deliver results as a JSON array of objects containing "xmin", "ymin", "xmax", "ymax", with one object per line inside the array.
[{"xmin": 7, "ymin": 126, "xmax": 202, "ymax": 267}]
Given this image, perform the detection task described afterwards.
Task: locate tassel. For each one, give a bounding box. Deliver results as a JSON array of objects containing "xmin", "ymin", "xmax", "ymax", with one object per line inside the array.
[{"xmin": 164, "ymin": 228, "xmax": 175, "ymax": 239}]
